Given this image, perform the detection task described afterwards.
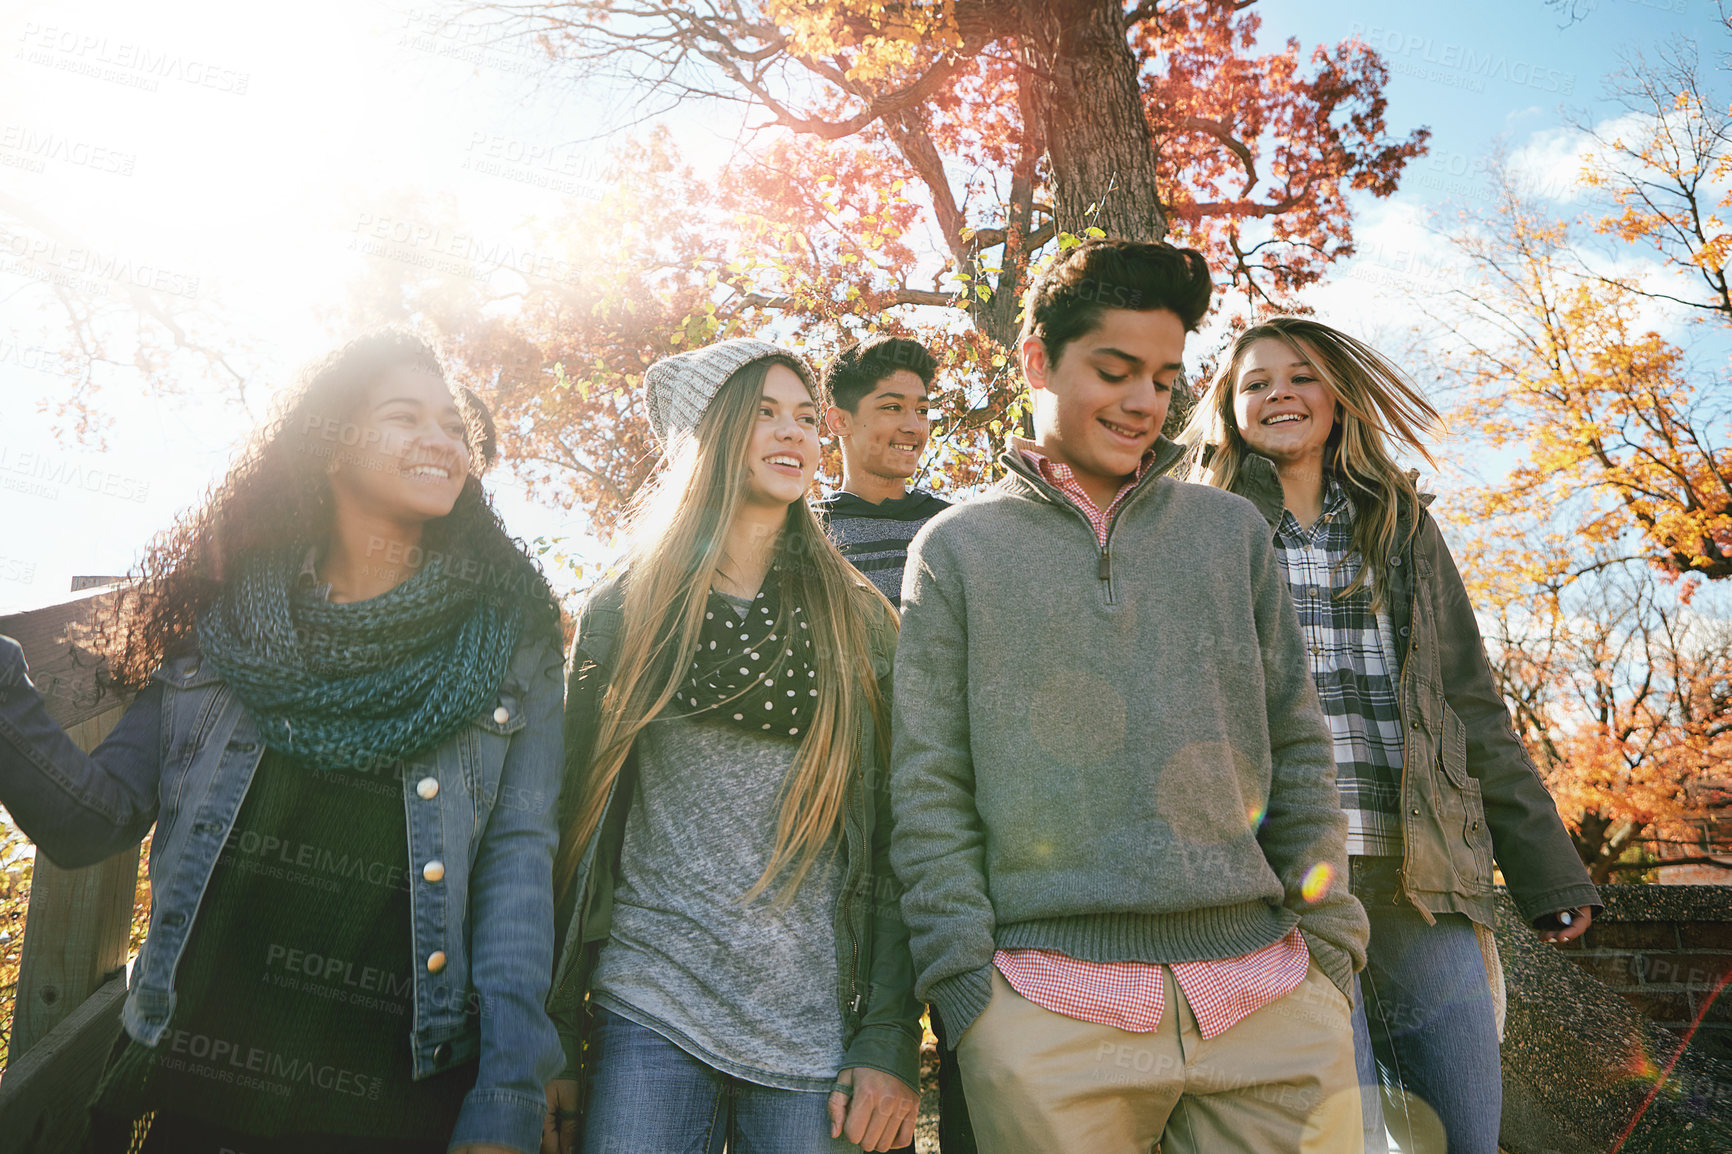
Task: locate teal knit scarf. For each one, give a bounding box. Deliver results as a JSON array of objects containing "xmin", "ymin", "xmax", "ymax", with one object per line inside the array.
[{"xmin": 199, "ymin": 547, "xmax": 525, "ymax": 770}]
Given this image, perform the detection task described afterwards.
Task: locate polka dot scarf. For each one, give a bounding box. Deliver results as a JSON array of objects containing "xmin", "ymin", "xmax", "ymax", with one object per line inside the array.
[{"xmin": 681, "ymin": 578, "xmax": 818, "ymax": 739}]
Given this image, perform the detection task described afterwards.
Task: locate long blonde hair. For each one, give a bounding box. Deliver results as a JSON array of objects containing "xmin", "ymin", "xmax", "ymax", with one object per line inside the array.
[
  {"xmin": 1179, "ymin": 317, "xmax": 1441, "ymax": 610},
  {"xmin": 558, "ymin": 356, "xmax": 895, "ymax": 904}
]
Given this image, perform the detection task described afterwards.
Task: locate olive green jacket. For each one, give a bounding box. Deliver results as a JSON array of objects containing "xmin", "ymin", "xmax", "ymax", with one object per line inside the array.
[
  {"xmin": 1232, "ymin": 455, "xmax": 1601, "ymax": 927},
  {"xmin": 545, "ymin": 577, "xmax": 922, "ymax": 1100}
]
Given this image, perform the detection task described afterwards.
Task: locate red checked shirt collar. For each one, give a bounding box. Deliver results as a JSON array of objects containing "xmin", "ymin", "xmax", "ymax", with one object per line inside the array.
[{"xmin": 1010, "ymin": 436, "xmax": 1158, "ymax": 548}]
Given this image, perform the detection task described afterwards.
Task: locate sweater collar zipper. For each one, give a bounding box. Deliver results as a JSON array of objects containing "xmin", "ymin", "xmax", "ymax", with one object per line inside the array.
[{"xmin": 1000, "ymin": 442, "xmax": 1182, "ymax": 599}]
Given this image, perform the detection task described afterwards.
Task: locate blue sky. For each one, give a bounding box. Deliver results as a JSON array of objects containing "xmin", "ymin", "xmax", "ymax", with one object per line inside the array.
[
  {"xmin": 1267, "ymin": 0, "xmax": 1706, "ymax": 167},
  {"xmin": 0, "ymin": 0, "xmax": 1723, "ymax": 609}
]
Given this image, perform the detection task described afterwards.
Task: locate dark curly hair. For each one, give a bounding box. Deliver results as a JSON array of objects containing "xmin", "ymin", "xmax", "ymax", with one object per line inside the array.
[
  {"xmin": 1020, "ymin": 238, "xmax": 1214, "ymax": 366},
  {"xmin": 821, "ymin": 335, "xmax": 937, "ymax": 413},
  {"xmin": 102, "ymin": 328, "xmax": 561, "ymax": 687}
]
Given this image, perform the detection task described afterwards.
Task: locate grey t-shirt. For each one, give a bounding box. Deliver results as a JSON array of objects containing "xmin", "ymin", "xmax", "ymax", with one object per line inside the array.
[{"xmin": 590, "ymin": 596, "xmax": 847, "ymax": 1091}]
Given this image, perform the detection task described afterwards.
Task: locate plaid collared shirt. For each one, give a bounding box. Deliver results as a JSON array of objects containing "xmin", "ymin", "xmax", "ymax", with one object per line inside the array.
[
  {"xmin": 1272, "ymin": 478, "xmax": 1404, "ymax": 856},
  {"xmin": 993, "ymin": 440, "xmax": 1312, "ymax": 1038}
]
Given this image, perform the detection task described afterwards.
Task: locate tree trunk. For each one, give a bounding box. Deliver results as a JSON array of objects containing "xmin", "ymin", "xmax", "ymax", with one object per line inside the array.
[
  {"xmin": 969, "ymin": 63, "xmax": 1046, "ymax": 352},
  {"xmin": 1008, "ymin": 0, "xmax": 1196, "ymax": 435},
  {"xmin": 1014, "ymin": 0, "xmax": 1167, "ymax": 243}
]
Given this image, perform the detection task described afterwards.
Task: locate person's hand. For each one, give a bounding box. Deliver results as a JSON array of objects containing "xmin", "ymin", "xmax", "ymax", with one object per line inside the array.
[
  {"xmin": 541, "ymin": 1078, "xmax": 580, "ymax": 1154},
  {"xmin": 828, "ymin": 1066, "xmax": 919, "ymax": 1152},
  {"xmin": 1537, "ymin": 906, "xmax": 1593, "ymax": 944}
]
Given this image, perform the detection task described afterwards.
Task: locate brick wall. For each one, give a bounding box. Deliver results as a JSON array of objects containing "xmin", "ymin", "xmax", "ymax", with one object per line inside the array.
[{"xmin": 1557, "ymin": 885, "xmax": 1732, "ymax": 1064}]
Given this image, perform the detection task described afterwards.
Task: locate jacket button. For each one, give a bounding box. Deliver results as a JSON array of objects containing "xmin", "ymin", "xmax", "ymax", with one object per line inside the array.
[
  {"xmin": 1399, "ymin": 626, "xmax": 1410, "ymax": 637},
  {"xmin": 426, "ymin": 951, "xmax": 447, "ymax": 973},
  {"xmin": 416, "ymin": 776, "xmax": 439, "ymax": 800},
  {"xmin": 1391, "ymin": 556, "xmax": 1403, "ymax": 567},
  {"xmin": 493, "ymin": 706, "xmax": 510, "ymax": 724},
  {"xmin": 1411, "ymin": 808, "xmax": 1421, "ymax": 816},
  {"xmin": 433, "ymin": 1042, "xmax": 450, "ymax": 1064},
  {"xmin": 422, "ymin": 860, "xmax": 445, "ymax": 883}
]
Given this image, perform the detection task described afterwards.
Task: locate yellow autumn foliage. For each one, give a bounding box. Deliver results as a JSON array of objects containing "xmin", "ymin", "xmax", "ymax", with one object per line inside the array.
[{"xmin": 764, "ymin": 0, "xmax": 961, "ymax": 81}]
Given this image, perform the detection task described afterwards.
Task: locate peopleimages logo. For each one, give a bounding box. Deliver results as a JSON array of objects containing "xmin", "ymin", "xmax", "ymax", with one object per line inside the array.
[
  {"xmin": 0, "ymin": 338, "xmax": 74, "ymax": 376},
  {"xmin": 0, "ymin": 225, "xmax": 200, "ymax": 300},
  {"xmin": 461, "ymin": 132, "xmax": 608, "ymax": 201},
  {"xmin": 348, "ymin": 212, "xmax": 582, "ymax": 287},
  {"xmin": 0, "ymin": 125, "xmax": 136, "ymax": 175},
  {"xmin": 397, "ymin": 9, "xmax": 547, "ymax": 78},
  {"xmin": 222, "ymin": 828, "xmax": 411, "ymax": 893},
  {"xmin": 1350, "ymin": 24, "xmax": 1576, "ymax": 95},
  {"xmin": 156, "ymin": 1028, "xmax": 383, "ymax": 1099},
  {"xmin": 15, "ymin": 23, "xmax": 251, "ymax": 95},
  {"xmin": 0, "ymin": 445, "xmax": 151, "ymax": 503}
]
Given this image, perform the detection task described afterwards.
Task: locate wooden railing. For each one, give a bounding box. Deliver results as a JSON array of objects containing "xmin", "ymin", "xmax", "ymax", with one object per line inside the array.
[{"xmin": 0, "ymin": 586, "xmax": 137, "ymax": 1154}]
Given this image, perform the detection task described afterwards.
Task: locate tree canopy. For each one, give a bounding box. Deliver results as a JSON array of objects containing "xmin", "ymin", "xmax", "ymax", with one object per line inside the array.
[
  {"xmin": 416, "ymin": 0, "xmax": 1427, "ymax": 530},
  {"xmin": 483, "ymin": 0, "xmax": 1427, "ymax": 332},
  {"xmin": 1435, "ymin": 38, "xmax": 1732, "ymax": 876}
]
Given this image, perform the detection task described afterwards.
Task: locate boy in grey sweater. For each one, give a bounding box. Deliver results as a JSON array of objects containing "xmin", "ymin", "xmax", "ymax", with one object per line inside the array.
[{"xmin": 889, "ymin": 239, "xmax": 1369, "ymax": 1154}]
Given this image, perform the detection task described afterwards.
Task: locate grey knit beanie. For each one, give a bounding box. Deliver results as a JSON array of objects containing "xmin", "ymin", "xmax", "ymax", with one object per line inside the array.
[{"xmin": 643, "ymin": 338, "xmax": 819, "ymax": 446}]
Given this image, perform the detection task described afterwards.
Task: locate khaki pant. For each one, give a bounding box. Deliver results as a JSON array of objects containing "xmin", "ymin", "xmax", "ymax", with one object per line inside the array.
[{"xmin": 956, "ymin": 963, "xmax": 1362, "ymax": 1154}]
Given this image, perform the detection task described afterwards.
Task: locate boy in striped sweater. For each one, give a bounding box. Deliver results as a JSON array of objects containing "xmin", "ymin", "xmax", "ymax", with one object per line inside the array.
[
  {"xmin": 817, "ymin": 336, "xmax": 951, "ymax": 611},
  {"xmin": 817, "ymin": 335, "xmax": 971, "ymax": 1153}
]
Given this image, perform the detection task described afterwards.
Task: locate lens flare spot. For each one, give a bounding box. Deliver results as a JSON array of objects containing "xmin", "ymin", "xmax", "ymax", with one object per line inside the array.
[
  {"xmin": 1300, "ymin": 862, "xmax": 1335, "ymax": 904},
  {"xmin": 1616, "ymin": 1040, "xmax": 1663, "ymax": 1085},
  {"xmin": 1246, "ymin": 803, "xmax": 1267, "ymax": 830}
]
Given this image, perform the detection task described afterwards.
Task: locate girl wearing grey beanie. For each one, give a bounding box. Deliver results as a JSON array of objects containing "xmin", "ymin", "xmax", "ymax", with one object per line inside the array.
[{"xmin": 545, "ymin": 339, "xmax": 923, "ymax": 1154}]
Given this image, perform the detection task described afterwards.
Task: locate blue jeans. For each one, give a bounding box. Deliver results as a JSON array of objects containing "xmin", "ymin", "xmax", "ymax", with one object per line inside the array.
[
  {"xmin": 1351, "ymin": 974, "xmax": 1389, "ymax": 1154},
  {"xmin": 1351, "ymin": 906, "xmax": 1502, "ymax": 1154},
  {"xmin": 582, "ymin": 1006, "xmax": 858, "ymax": 1154}
]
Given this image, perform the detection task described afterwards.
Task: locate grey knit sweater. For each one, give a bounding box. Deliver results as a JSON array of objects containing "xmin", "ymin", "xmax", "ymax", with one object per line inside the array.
[{"xmin": 888, "ymin": 440, "xmax": 1369, "ymax": 1038}]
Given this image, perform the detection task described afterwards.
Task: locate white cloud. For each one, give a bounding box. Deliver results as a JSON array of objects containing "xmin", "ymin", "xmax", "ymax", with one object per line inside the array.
[{"xmin": 1505, "ymin": 123, "xmax": 1601, "ymax": 204}]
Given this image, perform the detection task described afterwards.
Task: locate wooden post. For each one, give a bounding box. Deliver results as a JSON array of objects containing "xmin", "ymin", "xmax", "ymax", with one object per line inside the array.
[
  {"xmin": 9, "ymin": 709, "xmax": 137, "ymax": 1058},
  {"xmin": 0, "ymin": 976, "xmax": 128, "ymax": 1151},
  {"xmin": 0, "ymin": 587, "xmax": 131, "ymax": 729},
  {"xmin": 1, "ymin": 588, "xmax": 140, "ymax": 1064}
]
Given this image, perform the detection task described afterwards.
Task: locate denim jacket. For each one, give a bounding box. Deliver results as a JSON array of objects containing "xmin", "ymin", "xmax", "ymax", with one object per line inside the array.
[
  {"xmin": 0, "ymin": 632, "xmax": 567, "ymax": 1154},
  {"xmin": 546, "ymin": 577, "xmax": 922, "ymax": 1102},
  {"xmin": 1230, "ymin": 454, "xmax": 1601, "ymax": 927}
]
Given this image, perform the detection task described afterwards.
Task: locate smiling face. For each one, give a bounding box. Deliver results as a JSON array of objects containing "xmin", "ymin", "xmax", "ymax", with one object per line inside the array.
[
  {"xmin": 1022, "ymin": 307, "xmax": 1187, "ymax": 508},
  {"xmin": 327, "ymin": 362, "xmax": 470, "ymax": 525},
  {"xmin": 825, "ymin": 368, "xmax": 933, "ymax": 487},
  {"xmin": 743, "ymin": 363, "xmax": 822, "ymax": 509},
  {"xmin": 1231, "ymin": 337, "xmax": 1340, "ymax": 469}
]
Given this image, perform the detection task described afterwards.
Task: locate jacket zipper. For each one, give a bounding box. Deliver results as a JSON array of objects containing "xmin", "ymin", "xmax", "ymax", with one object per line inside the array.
[
  {"xmin": 1002, "ymin": 454, "xmax": 1165, "ymax": 606},
  {"xmin": 1393, "ymin": 568, "xmax": 1432, "ymax": 921},
  {"xmin": 842, "ymin": 643, "xmax": 898, "ymax": 1025},
  {"xmin": 840, "ymin": 764, "xmax": 864, "ymax": 1021}
]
